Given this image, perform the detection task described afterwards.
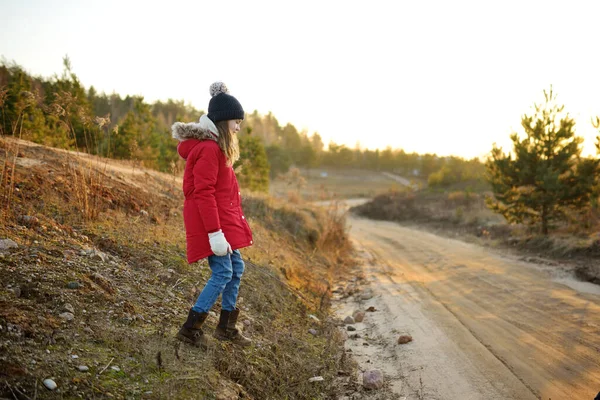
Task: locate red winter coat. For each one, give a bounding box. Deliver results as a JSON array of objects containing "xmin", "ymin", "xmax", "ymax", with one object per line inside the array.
[{"xmin": 173, "ymin": 123, "xmax": 253, "ymax": 263}]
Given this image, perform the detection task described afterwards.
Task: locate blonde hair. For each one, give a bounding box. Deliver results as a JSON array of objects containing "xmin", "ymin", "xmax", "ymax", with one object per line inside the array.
[{"xmin": 215, "ymin": 120, "xmax": 240, "ymax": 166}]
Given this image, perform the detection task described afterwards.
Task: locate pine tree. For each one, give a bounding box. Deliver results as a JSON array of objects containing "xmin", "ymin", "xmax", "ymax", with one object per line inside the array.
[
  {"xmin": 236, "ymin": 134, "xmax": 270, "ymax": 193},
  {"xmin": 486, "ymin": 88, "xmax": 597, "ymax": 234},
  {"xmin": 265, "ymin": 145, "xmax": 292, "ymax": 178},
  {"xmin": 111, "ymin": 97, "xmax": 158, "ymax": 165}
]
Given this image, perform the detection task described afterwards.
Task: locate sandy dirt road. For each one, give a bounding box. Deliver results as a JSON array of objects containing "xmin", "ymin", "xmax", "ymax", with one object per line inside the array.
[{"xmin": 335, "ymin": 215, "xmax": 600, "ymax": 400}]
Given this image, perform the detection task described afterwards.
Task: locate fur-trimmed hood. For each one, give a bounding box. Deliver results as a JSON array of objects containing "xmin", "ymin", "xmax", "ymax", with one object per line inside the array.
[
  {"xmin": 171, "ymin": 122, "xmax": 216, "ymax": 142},
  {"xmin": 171, "ymin": 114, "xmax": 219, "ymax": 142}
]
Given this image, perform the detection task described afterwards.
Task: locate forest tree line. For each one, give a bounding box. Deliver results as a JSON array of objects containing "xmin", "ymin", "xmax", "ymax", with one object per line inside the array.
[{"xmin": 0, "ymin": 58, "xmax": 495, "ymax": 192}]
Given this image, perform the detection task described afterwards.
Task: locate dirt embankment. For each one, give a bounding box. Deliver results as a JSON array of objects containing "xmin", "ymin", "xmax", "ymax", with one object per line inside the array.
[{"xmin": 0, "ymin": 138, "xmax": 357, "ymax": 399}]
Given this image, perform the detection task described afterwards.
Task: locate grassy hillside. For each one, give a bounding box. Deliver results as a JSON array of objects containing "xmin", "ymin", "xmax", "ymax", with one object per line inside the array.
[{"xmin": 0, "ymin": 138, "xmax": 356, "ymax": 399}]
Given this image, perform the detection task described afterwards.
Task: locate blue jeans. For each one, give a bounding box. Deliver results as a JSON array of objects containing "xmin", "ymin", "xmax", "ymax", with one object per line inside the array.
[{"xmin": 192, "ymin": 250, "xmax": 245, "ymax": 313}]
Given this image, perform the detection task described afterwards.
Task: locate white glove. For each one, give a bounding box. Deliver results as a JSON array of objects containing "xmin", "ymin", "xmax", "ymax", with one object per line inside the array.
[{"xmin": 208, "ymin": 230, "xmax": 232, "ymax": 256}]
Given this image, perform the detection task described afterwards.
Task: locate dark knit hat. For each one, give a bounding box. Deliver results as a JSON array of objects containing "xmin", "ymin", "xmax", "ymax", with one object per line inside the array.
[{"xmin": 207, "ymin": 82, "xmax": 245, "ymax": 123}]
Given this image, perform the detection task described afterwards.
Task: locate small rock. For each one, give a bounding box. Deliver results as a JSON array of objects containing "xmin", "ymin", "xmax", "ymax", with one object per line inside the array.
[
  {"xmin": 349, "ymin": 334, "xmax": 361, "ymax": 339},
  {"xmin": 43, "ymin": 378, "xmax": 57, "ymax": 390},
  {"xmin": 83, "ymin": 326, "xmax": 95, "ymax": 335},
  {"xmin": 362, "ymin": 369, "xmax": 384, "ymax": 390},
  {"xmin": 111, "ymin": 366, "xmax": 120, "ymax": 372},
  {"xmin": 59, "ymin": 312, "xmax": 75, "ymax": 321},
  {"xmin": 0, "ymin": 238, "xmax": 18, "ymax": 251},
  {"xmin": 360, "ymin": 290, "xmax": 373, "ymax": 301},
  {"xmin": 243, "ymin": 319, "xmax": 251, "ymax": 327},
  {"xmin": 308, "ymin": 328, "xmax": 318, "ymax": 336},
  {"xmin": 8, "ymin": 287, "xmax": 21, "ymax": 298},
  {"xmin": 347, "ymin": 326, "xmax": 356, "ymax": 332},
  {"xmin": 353, "ymin": 311, "xmax": 365, "ymax": 323},
  {"xmin": 90, "ymin": 249, "xmax": 108, "ymax": 262},
  {"xmin": 366, "ymin": 306, "xmax": 377, "ymax": 312},
  {"xmin": 66, "ymin": 282, "xmax": 81, "ymax": 289},
  {"xmin": 397, "ymin": 335, "xmax": 413, "ymax": 344},
  {"xmin": 63, "ymin": 303, "xmax": 75, "ymax": 314},
  {"xmin": 343, "ymin": 316, "xmax": 355, "ymax": 324},
  {"xmin": 308, "ymin": 376, "xmax": 324, "ymax": 382},
  {"xmin": 71, "ymin": 354, "xmax": 79, "ymax": 359},
  {"xmin": 140, "ymin": 210, "xmax": 149, "ymax": 217},
  {"xmin": 77, "ymin": 365, "xmax": 89, "ymax": 372}
]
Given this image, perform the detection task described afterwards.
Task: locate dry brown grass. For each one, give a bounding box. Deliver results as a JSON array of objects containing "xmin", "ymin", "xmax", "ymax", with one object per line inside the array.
[
  {"xmin": 0, "ymin": 138, "xmax": 19, "ymax": 217},
  {"xmin": 242, "ymin": 193, "xmax": 355, "ymax": 310},
  {"xmin": 1, "ymin": 89, "xmax": 114, "ymax": 223}
]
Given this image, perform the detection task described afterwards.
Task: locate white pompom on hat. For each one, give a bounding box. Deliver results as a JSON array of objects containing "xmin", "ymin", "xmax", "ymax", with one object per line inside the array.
[{"xmin": 209, "ymin": 82, "xmax": 229, "ymax": 97}]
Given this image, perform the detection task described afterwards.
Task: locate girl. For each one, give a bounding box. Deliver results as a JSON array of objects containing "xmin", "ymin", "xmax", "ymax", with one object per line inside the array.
[{"xmin": 171, "ymin": 82, "xmax": 253, "ymax": 348}]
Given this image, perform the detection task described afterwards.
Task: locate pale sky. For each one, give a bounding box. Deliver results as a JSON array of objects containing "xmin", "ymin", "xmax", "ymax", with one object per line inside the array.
[{"xmin": 1, "ymin": 0, "xmax": 599, "ymax": 159}]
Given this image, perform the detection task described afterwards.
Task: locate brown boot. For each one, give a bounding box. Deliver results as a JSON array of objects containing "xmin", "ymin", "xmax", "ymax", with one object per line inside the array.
[
  {"xmin": 176, "ymin": 309, "xmax": 209, "ymax": 349},
  {"xmin": 213, "ymin": 308, "xmax": 252, "ymax": 347}
]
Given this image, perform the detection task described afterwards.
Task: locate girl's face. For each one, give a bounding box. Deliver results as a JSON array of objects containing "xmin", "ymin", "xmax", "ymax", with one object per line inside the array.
[{"xmin": 227, "ymin": 119, "xmax": 242, "ymax": 135}]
